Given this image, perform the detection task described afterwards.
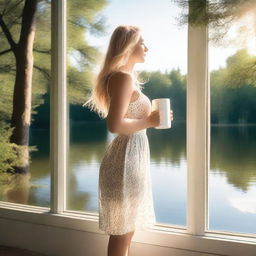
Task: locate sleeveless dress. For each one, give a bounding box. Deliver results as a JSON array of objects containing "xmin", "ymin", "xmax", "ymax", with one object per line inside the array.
[{"xmin": 98, "ymin": 74, "xmax": 156, "ymax": 235}]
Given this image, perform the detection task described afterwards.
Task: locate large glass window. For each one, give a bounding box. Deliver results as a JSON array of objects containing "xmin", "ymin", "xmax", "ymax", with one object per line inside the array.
[
  {"xmin": 66, "ymin": 0, "xmax": 188, "ymax": 228},
  {"xmin": 208, "ymin": 6, "xmax": 256, "ymax": 234},
  {"xmin": 0, "ymin": 1, "xmax": 51, "ymax": 207}
]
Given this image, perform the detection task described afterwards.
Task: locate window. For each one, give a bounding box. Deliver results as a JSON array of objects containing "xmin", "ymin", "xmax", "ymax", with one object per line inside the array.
[
  {"xmin": 65, "ymin": 0, "xmax": 188, "ymax": 228},
  {"xmin": 0, "ymin": 1, "xmax": 255, "ymax": 255},
  {"xmin": 0, "ymin": 0, "xmax": 51, "ymax": 207},
  {"xmin": 208, "ymin": 9, "xmax": 256, "ymax": 235}
]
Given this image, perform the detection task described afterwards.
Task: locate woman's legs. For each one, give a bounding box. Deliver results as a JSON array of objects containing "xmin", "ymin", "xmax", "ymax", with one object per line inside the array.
[{"xmin": 107, "ymin": 231, "xmax": 135, "ymax": 256}]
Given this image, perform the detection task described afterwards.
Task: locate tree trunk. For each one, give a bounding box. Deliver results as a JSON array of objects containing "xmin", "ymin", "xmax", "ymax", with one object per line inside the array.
[{"xmin": 9, "ymin": 0, "xmax": 38, "ymax": 174}]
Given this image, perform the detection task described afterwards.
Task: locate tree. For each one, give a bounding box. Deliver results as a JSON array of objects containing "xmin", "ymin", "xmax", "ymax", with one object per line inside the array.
[
  {"xmin": 173, "ymin": 0, "xmax": 256, "ymax": 124},
  {"xmin": 0, "ymin": 0, "xmax": 38, "ymax": 173},
  {"xmin": 0, "ymin": 0, "xmax": 107, "ymax": 173},
  {"xmin": 173, "ymin": 0, "xmax": 256, "ymax": 45},
  {"xmin": 210, "ymin": 49, "xmax": 256, "ymax": 124},
  {"xmin": 140, "ymin": 69, "xmax": 186, "ymax": 123},
  {"xmin": 223, "ymin": 49, "xmax": 256, "ymax": 88}
]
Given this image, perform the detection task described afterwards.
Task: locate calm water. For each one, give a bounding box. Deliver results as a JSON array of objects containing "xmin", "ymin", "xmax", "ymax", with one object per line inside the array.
[{"xmin": 1, "ymin": 122, "xmax": 256, "ymax": 235}]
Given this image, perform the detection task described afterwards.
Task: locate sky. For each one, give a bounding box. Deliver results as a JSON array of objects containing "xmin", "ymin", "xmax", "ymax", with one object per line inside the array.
[{"xmin": 85, "ymin": 0, "xmax": 256, "ymax": 75}]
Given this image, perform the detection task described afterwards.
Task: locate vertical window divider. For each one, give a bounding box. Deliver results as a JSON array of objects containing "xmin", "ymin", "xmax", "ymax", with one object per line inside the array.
[
  {"xmin": 187, "ymin": 20, "xmax": 209, "ymax": 235},
  {"xmin": 50, "ymin": 0, "xmax": 67, "ymax": 214}
]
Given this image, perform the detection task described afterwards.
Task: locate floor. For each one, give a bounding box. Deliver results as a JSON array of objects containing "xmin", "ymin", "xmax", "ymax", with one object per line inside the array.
[{"xmin": 0, "ymin": 246, "xmax": 46, "ymax": 256}]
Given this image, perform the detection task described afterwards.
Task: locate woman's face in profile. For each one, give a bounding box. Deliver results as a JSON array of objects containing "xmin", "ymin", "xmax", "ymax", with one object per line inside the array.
[{"xmin": 131, "ymin": 35, "xmax": 149, "ymax": 63}]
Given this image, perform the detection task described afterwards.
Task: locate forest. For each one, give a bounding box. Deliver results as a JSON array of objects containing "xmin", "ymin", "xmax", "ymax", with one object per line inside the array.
[
  {"xmin": 32, "ymin": 48, "xmax": 256, "ymax": 126},
  {"xmin": 0, "ymin": 0, "xmax": 256, "ymax": 174}
]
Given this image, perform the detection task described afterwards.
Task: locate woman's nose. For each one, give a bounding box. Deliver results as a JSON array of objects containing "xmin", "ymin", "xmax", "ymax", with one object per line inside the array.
[{"xmin": 145, "ymin": 46, "xmax": 148, "ymax": 52}]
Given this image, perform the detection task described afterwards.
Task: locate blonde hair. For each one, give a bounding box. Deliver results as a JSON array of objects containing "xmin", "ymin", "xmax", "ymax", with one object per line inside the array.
[{"xmin": 83, "ymin": 25, "xmax": 145, "ymax": 119}]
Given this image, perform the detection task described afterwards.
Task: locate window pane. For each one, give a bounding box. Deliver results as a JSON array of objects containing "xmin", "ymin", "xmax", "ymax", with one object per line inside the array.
[
  {"xmin": 209, "ymin": 4, "xmax": 256, "ymax": 234},
  {"xmin": 0, "ymin": 1, "xmax": 51, "ymax": 207},
  {"xmin": 66, "ymin": 0, "xmax": 187, "ymax": 228}
]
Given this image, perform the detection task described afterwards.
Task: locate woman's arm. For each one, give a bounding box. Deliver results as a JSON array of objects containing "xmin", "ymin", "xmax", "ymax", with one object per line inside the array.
[{"xmin": 106, "ymin": 72, "xmax": 159, "ymax": 135}]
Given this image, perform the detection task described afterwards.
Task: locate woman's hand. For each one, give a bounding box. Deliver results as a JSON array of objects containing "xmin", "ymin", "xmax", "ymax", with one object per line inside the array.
[
  {"xmin": 147, "ymin": 110, "xmax": 160, "ymax": 128},
  {"xmin": 170, "ymin": 110, "xmax": 173, "ymax": 121},
  {"xmin": 148, "ymin": 109, "xmax": 174, "ymax": 128}
]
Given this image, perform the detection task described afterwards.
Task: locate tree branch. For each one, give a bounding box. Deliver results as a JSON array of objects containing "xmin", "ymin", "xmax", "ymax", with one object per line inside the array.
[
  {"xmin": 33, "ymin": 48, "xmax": 51, "ymax": 54},
  {"xmin": 0, "ymin": 14, "xmax": 17, "ymax": 50},
  {"xmin": 0, "ymin": 13, "xmax": 23, "ymax": 38},
  {"xmin": 34, "ymin": 64, "xmax": 50, "ymax": 80},
  {"xmin": 0, "ymin": 64, "xmax": 15, "ymax": 73},
  {"xmin": 0, "ymin": 48, "xmax": 12, "ymax": 56},
  {"xmin": 4, "ymin": 0, "xmax": 24, "ymax": 17}
]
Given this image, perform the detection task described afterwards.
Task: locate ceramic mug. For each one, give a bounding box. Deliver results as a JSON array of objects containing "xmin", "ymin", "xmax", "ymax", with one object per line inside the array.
[{"xmin": 151, "ymin": 98, "xmax": 172, "ymax": 129}]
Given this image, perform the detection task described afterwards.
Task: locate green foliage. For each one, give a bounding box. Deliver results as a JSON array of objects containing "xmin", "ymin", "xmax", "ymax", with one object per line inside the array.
[
  {"xmin": 210, "ymin": 49, "xmax": 256, "ymax": 90},
  {"xmin": 223, "ymin": 49, "xmax": 256, "ymax": 88},
  {"xmin": 0, "ymin": 120, "xmax": 38, "ymax": 173},
  {"xmin": 66, "ymin": 0, "xmax": 108, "ymax": 106},
  {"xmin": 210, "ymin": 49, "xmax": 256, "ymax": 124},
  {"xmin": 0, "ymin": 121, "xmax": 23, "ymax": 173},
  {"xmin": 173, "ymin": 0, "xmax": 256, "ymax": 45},
  {"xmin": 0, "ymin": 0, "xmax": 108, "ymax": 175},
  {"xmin": 139, "ymin": 70, "xmax": 172, "ymax": 98},
  {"xmin": 67, "ymin": 67, "xmax": 95, "ymax": 104},
  {"xmin": 0, "ymin": 0, "xmax": 108, "ymax": 122},
  {"xmin": 175, "ymin": 0, "xmax": 255, "ymax": 25},
  {"xmin": 139, "ymin": 69, "xmax": 186, "ymax": 123},
  {"xmin": 1, "ymin": 0, "xmax": 256, "ymax": 129}
]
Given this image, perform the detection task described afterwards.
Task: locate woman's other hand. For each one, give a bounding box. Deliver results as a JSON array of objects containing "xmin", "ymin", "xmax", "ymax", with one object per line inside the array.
[
  {"xmin": 170, "ymin": 110, "xmax": 173, "ymax": 121},
  {"xmin": 148, "ymin": 109, "xmax": 173, "ymax": 128},
  {"xmin": 147, "ymin": 110, "xmax": 160, "ymax": 128}
]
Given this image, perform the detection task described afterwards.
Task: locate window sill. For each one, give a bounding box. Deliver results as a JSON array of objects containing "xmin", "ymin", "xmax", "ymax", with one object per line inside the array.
[{"xmin": 0, "ymin": 201, "xmax": 255, "ymax": 256}]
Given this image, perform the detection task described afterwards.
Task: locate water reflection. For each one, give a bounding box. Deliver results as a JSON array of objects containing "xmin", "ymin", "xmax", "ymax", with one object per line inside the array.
[
  {"xmin": 1, "ymin": 122, "xmax": 256, "ymax": 234},
  {"xmin": 0, "ymin": 173, "xmax": 31, "ymax": 204},
  {"xmin": 210, "ymin": 126, "xmax": 256, "ymax": 191},
  {"xmin": 229, "ymin": 190, "xmax": 256, "ymax": 214}
]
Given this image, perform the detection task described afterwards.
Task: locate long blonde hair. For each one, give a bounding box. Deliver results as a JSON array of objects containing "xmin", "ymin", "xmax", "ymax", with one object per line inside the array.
[{"xmin": 83, "ymin": 25, "xmax": 145, "ymax": 119}]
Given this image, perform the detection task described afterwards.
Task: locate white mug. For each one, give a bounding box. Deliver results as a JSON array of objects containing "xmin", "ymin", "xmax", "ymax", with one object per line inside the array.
[{"xmin": 151, "ymin": 98, "xmax": 172, "ymax": 129}]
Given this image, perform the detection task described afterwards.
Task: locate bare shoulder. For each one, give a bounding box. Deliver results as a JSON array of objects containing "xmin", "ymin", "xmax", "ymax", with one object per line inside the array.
[{"xmin": 107, "ymin": 71, "xmax": 134, "ymax": 97}]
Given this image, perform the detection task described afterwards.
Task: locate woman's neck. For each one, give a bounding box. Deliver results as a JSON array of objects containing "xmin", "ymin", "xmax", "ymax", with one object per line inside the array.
[{"xmin": 120, "ymin": 61, "xmax": 135, "ymax": 73}]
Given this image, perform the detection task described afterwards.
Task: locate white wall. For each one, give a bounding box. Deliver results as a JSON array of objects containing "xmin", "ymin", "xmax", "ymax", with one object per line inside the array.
[
  {"xmin": 0, "ymin": 205, "xmax": 255, "ymax": 256},
  {"xmin": 0, "ymin": 217, "xmax": 229, "ymax": 256}
]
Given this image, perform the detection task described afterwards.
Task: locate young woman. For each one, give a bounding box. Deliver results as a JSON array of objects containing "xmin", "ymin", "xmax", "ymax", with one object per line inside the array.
[{"xmin": 83, "ymin": 25, "xmax": 173, "ymax": 256}]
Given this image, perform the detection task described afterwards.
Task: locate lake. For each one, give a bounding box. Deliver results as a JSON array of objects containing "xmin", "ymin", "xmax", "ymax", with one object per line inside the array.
[{"xmin": 1, "ymin": 121, "xmax": 256, "ymax": 235}]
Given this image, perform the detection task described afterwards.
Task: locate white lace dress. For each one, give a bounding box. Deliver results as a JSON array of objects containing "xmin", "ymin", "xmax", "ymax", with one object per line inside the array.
[{"xmin": 98, "ymin": 83, "xmax": 156, "ymax": 235}]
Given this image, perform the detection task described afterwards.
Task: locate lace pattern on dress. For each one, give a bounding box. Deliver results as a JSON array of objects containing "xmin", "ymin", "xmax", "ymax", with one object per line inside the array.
[{"xmin": 98, "ymin": 72, "xmax": 155, "ymax": 235}]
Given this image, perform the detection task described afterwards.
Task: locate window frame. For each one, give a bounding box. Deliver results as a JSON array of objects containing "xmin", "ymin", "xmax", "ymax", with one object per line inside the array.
[{"xmin": 0, "ymin": 0, "xmax": 256, "ymax": 255}]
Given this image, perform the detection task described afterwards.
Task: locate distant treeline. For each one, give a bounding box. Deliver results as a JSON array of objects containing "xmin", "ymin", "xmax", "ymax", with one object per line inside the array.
[
  {"xmin": 70, "ymin": 49, "xmax": 256, "ymax": 125},
  {"xmin": 2, "ymin": 49, "xmax": 255, "ymax": 129}
]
